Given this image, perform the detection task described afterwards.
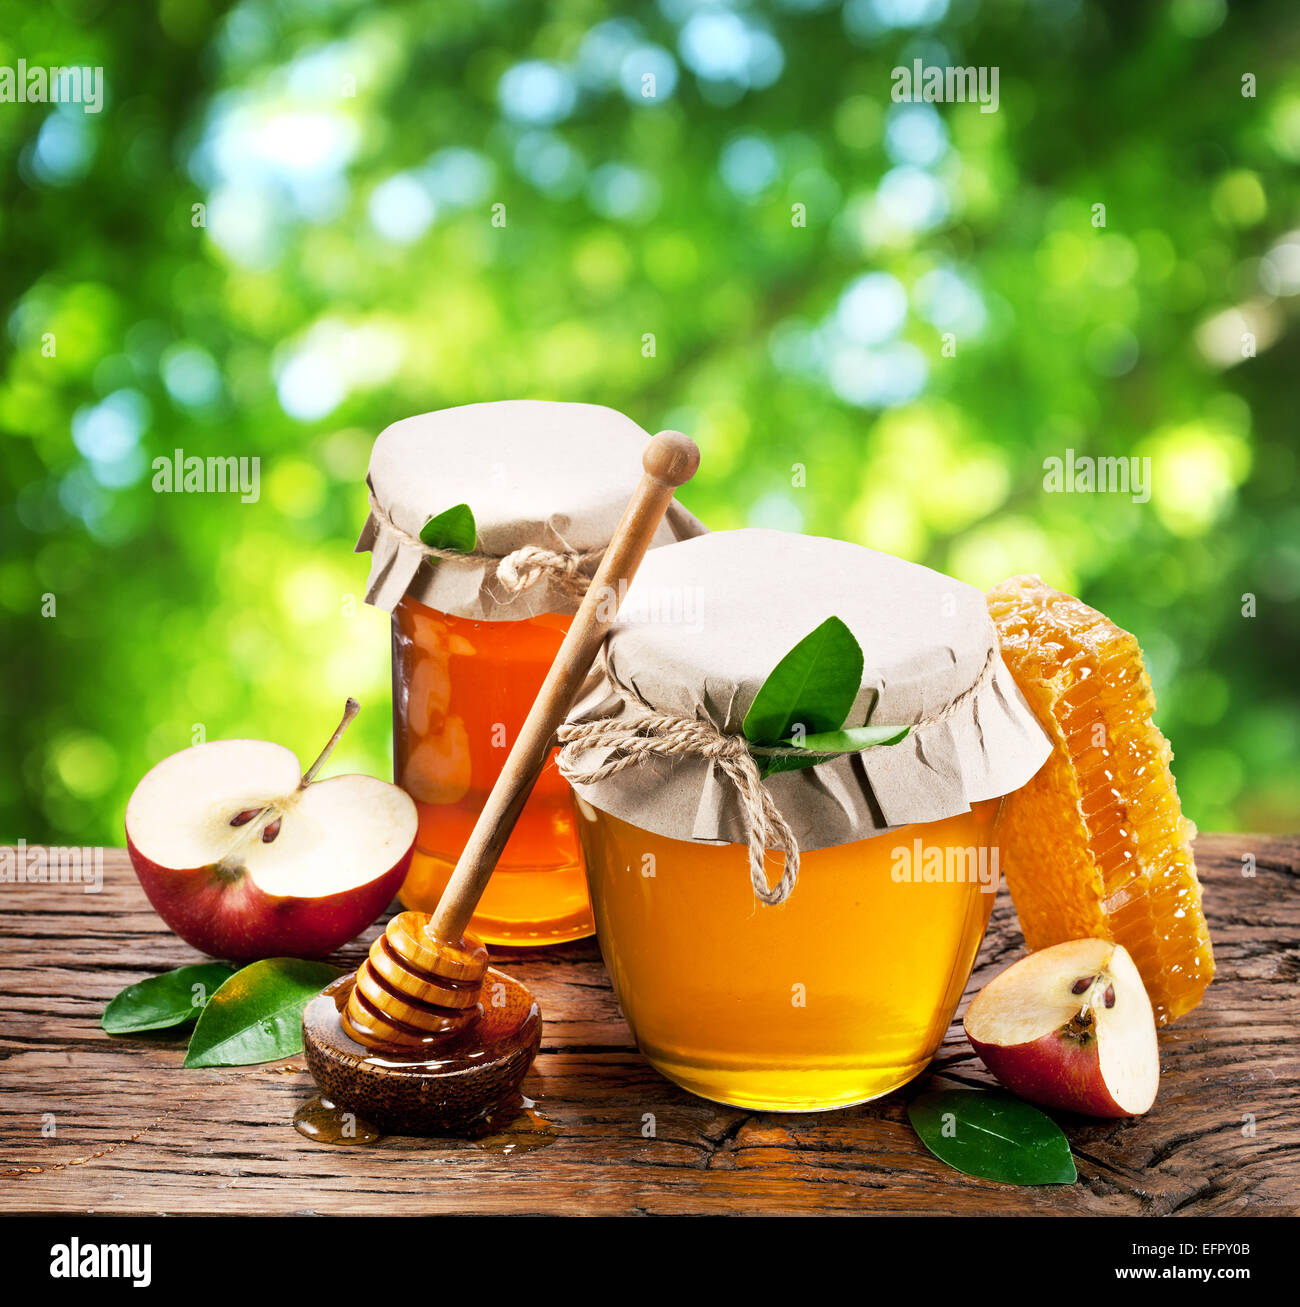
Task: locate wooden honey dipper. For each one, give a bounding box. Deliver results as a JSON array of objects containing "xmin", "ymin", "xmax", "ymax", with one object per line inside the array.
[
  {"xmin": 340, "ymin": 911, "xmax": 488, "ymax": 1050},
  {"xmin": 303, "ymin": 430, "xmax": 700, "ymax": 1133}
]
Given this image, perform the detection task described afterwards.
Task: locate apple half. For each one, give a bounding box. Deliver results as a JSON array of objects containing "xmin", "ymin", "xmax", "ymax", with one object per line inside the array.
[
  {"xmin": 963, "ymin": 938, "xmax": 1160, "ymax": 1118},
  {"xmin": 126, "ymin": 701, "xmax": 417, "ymax": 962}
]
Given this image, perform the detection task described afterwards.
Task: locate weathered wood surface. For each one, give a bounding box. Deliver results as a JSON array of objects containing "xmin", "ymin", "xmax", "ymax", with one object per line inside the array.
[{"xmin": 1, "ymin": 836, "xmax": 1296, "ymax": 1216}]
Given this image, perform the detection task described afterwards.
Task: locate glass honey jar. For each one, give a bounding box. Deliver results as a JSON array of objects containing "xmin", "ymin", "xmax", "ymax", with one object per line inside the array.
[
  {"xmin": 358, "ymin": 400, "xmax": 705, "ymax": 944},
  {"xmin": 559, "ymin": 529, "xmax": 1051, "ymax": 1109}
]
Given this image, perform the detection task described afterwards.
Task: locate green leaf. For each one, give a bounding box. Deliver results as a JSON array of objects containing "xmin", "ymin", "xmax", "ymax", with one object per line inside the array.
[
  {"xmin": 743, "ymin": 616, "xmax": 864, "ymax": 743},
  {"xmin": 419, "ymin": 502, "xmax": 476, "ymax": 553},
  {"xmin": 742, "ymin": 616, "xmax": 865, "ymax": 778},
  {"xmin": 906, "ymin": 1089, "xmax": 1077, "ymax": 1186},
  {"xmin": 102, "ymin": 963, "xmax": 238, "ymax": 1034},
  {"xmin": 786, "ymin": 723, "xmax": 911, "ymax": 752},
  {"xmin": 183, "ymin": 958, "xmax": 342, "ymax": 1068},
  {"xmin": 757, "ymin": 722, "xmax": 910, "ymax": 776}
]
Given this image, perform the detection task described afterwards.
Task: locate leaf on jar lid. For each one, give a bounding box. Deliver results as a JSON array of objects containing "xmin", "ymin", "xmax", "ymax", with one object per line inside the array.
[
  {"xmin": 743, "ymin": 617, "xmax": 912, "ymax": 778},
  {"xmin": 743, "ymin": 616, "xmax": 863, "ymax": 746},
  {"xmin": 786, "ymin": 722, "xmax": 911, "ymax": 753},
  {"xmin": 419, "ymin": 503, "xmax": 476, "ymax": 553},
  {"xmin": 183, "ymin": 958, "xmax": 341, "ymax": 1067},
  {"xmin": 102, "ymin": 962, "xmax": 238, "ymax": 1034},
  {"xmin": 906, "ymin": 1089, "xmax": 1077, "ymax": 1186}
]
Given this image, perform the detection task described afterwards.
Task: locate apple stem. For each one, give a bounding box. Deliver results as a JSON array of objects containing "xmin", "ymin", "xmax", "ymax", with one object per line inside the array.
[
  {"xmin": 216, "ymin": 700, "xmax": 361, "ymax": 875},
  {"xmin": 301, "ymin": 698, "xmax": 360, "ymax": 787}
]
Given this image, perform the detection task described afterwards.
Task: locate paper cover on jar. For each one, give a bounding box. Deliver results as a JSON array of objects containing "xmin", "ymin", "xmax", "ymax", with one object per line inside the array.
[
  {"xmin": 357, "ymin": 400, "xmax": 707, "ymax": 620},
  {"xmin": 562, "ymin": 529, "xmax": 1053, "ymax": 849}
]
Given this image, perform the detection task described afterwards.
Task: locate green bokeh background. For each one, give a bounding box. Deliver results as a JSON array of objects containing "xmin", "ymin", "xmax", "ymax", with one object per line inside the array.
[{"xmin": 2, "ymin": 0, "xmax": 1296, "ymax": 846}]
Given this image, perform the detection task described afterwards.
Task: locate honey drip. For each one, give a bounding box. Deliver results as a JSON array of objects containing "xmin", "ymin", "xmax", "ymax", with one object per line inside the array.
[
  {"xmin": 2, "ymin": 1093, "xmax": 198, "ymax": 1176},
  {"xmin": 293, "ymin": 1096, "xmax": 382, "ymax": 1145},
  {"xmin": 471, "ymin": 1097, "xmax": 558, "ymax": 1154},
  {"xmin": 292, "ymin": 1092, "xmax": 556, "ymax": 1151},
  {"xmin": 987, "ymin": 574, "xmax": 1214, "ymax": 1024}
]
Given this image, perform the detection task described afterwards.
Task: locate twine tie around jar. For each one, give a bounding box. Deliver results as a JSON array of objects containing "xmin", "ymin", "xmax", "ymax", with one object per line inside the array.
[
  {"xmin": 367, "ymin": 489, "xmax": 603, "ymax": 601},
  {"xmin": 560, "ymin": 712, "xmax": 802, "ymax": 906},
  {"xmin": 556, "ymin": 644, "xmax": 998, "ymax": 907}
]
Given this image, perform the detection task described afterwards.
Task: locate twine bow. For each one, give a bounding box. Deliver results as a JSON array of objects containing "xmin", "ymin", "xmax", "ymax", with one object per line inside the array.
[
  {"xmin": 367, "ymin": 490, "xmax": 603, "ymax": 600},
  {"xmin": 556, "ymin": 644, "xmax": 997, "ymax": 907},
  {"xmin": 558, "ymin": 712, "xmax": 803, "ymax": 906}
]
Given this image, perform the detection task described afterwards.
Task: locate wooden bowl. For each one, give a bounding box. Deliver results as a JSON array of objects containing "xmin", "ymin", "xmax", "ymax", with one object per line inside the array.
[{"xmin": 302, "ymin": 971, "xmax": 541, "ymax": 1136}]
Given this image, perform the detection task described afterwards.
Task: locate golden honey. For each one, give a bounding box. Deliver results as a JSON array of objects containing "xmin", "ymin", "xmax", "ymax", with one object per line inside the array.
[
  {"xmin": 576, "ymin": 797, "xmax": 1001, "ymax": 1111},
  {"xmin": 393, "ymin": 596, "xmax": 592, "ymax": 944}
]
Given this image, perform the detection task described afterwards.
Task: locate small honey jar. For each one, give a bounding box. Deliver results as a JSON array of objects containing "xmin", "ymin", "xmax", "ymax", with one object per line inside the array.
[
  {"xmin": 357, "ymin": 400, "xmax": 705, "ymax": 944},
  {"xmin": 559, "ymin": 529, "xmax": 1051, "ymax": 1110}
]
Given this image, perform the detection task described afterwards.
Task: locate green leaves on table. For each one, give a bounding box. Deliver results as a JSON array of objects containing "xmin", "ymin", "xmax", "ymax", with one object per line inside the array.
[
  {"xmin": 101, "ymin": 962, "xmax": 237, "ymax": 1033},
  {"xmin": 742, "ymin": 616, "xmax": 909, "ymax": 777},
  {"xmin": 184, "ymin": 958, "xmax": 342, "ymax": 1067},
  {"xmin": 906, "ymin": 1089, "xmax": 1077, "ymax": 1185},
  {"xmin": 419, "ymin": 502, "xmax": 476, "ymax": 553},
  {"xmin": 103, "ymin": 958, "xmax": 341, "ymax": 1067}
]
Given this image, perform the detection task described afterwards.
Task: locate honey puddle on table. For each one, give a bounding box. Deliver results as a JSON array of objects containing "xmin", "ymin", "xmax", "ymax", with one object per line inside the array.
[{"xmin": 293, "ymin": 1094, "xmax": 557, "ymax": 1153}]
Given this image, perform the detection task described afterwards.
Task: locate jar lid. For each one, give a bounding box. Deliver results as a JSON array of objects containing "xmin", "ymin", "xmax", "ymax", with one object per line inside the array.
[
  {"xmin": 357, "ymin": 400, "xmax": 706, "ymax": 619},
  {"xmin": 562, "ymin": 528, "xmax": 1050, "ymax": 856}
]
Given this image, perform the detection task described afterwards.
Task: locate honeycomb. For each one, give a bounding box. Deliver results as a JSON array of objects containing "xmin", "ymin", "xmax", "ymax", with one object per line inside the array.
[{"xmin": 987, "ymin": 574, "xmax": 1214, "ymax": 1024}]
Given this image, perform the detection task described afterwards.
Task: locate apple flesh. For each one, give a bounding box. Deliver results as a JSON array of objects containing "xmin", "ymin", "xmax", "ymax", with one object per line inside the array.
[
  {"xmin": 125, "ymin": 702, "xmax": 417, "ymax": 962},
  {"xmin": 963, "ymin": 938, "xmax": 1160, "ymax": 1118}
]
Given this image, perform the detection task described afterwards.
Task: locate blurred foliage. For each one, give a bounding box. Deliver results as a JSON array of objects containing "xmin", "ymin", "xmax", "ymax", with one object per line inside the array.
[{"xmin": 1, "ymin": 0, "xmax": 1297, "ymax": 845}]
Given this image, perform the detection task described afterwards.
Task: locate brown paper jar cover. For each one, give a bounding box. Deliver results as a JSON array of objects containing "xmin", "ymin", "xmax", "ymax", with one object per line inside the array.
[
  {"xmin": 356, "ymin": 400, "xmax": 707, "ymax": 619},
  {"xmin": 563, "ymin": 528, "xmax": 1052, "ymax": 850}
]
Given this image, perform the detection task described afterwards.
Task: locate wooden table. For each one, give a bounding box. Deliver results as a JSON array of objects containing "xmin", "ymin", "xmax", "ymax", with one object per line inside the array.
[{"xmin": 2, "ymin": 837, "xmax": 1296, "ymax": 1216}]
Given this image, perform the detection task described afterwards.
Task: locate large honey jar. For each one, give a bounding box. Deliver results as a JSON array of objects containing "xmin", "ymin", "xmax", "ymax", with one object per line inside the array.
[
  {"xmin": 357, "ymin": 400, "xmax": 705, "ymax": 944},
  {"xmin": 559, "ymin": 529, "xmax": 1051, "ymax": 1109}
]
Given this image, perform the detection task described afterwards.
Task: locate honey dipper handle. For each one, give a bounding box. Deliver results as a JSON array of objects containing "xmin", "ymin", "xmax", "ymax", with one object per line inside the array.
[{"xmin": 430, "ymin": 430, "xmax": 700, "ymax": 942}]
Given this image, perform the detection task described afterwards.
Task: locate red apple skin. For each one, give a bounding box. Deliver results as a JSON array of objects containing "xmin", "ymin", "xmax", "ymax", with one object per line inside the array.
[
  {"xmin": 126, "ymin": 835, "xmax": 414, "ymax": 962},
  {"xmin": 968, "ymin": 1030, "xmax": 1130, "ymax": 1118}
]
